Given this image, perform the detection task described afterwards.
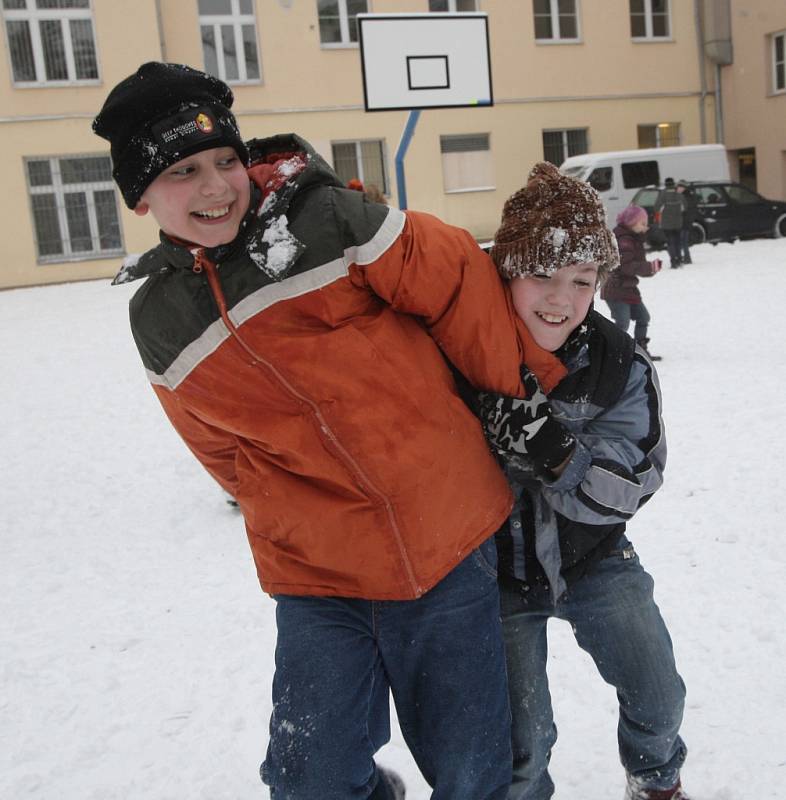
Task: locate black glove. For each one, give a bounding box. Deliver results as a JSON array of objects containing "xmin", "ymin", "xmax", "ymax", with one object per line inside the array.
[{"xmin": 479, "ymin": 368, "xmax": 576, "ymax": 471}]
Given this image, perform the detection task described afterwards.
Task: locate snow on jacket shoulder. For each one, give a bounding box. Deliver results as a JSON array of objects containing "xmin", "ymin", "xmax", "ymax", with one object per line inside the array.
[{"xmin": 117, "ymin": 133, "xmax": 566, "ymax": 600}]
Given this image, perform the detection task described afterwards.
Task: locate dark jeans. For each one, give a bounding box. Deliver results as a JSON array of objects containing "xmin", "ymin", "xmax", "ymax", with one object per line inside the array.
[
  {"xmin": 500, "ymin": 538, "xmax": 687, "ymax": 800},
  {"xmin": 605, "ymin": 300, "xmax": 650, "ymax": 341},
  {"xmin": 664, "ymin": 229, "xmax": 682, "ymax": 266},
  {"xmin": 261, "ymin": 536, "xmax": 512, "ymax": 799},
  {"xmin": 679, "ymin": 228, "xmax": 692, "ymax": 263}
]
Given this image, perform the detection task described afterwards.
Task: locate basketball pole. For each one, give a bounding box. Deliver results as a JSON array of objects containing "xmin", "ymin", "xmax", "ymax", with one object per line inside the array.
[{"xmin": 395, "ymin": 109, "xmax": 421, "ymax": 211}]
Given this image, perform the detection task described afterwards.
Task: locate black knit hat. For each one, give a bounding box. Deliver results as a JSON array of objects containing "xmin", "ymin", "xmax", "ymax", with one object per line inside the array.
[
  {"xmin": 490, "ymin": 161, "xmax": 619, "ymax": 285},
  {"xmin": 92, "ymin": 62, "xmax": 250, "ymax": 208}
]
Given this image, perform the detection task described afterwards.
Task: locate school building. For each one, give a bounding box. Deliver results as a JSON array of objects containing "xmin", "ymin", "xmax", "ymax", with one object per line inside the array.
[{"xmin": 1, "ymin": 0, "xmax": 783, "ymax": 289}]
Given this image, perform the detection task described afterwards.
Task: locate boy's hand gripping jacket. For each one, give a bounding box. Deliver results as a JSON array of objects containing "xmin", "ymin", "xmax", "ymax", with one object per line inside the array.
[{"xmin": 480, "ymin": 368, "xmax": 576, "ymax": 471}]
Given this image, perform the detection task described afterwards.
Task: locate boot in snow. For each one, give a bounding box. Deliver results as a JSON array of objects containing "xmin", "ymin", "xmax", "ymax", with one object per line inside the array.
[
  {"xmin": 371, "ymin": 767, "xmax": 406, "ymax": 800},
  {"xmin": 625, "ymin": 777, "xmax": 690, "ymax": 800}
]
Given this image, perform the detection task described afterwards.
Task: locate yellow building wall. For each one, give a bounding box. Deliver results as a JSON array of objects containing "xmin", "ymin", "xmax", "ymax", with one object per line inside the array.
[
  {"xmin": 722, "ymin": 0, "xmax": 786, "ymax": 200},
  {"xmin": 1, "ymin": 0, "xmax": 719, "ymax": 288}
]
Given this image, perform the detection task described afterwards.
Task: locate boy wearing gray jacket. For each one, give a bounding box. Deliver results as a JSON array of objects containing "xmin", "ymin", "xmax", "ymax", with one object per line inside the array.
[{"xmin": 479, "ymin": 162, "xmax": 690, "ymax": 800}]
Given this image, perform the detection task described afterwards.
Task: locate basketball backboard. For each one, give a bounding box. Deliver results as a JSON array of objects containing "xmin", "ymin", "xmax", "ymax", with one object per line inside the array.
[{"xmin": 357, "ymin": 13, "xmax": 493, "ymax": 112}]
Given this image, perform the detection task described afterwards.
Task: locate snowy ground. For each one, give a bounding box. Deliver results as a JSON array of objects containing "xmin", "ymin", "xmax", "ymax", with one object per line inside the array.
[{"xmin": 2, "ymin": 236, "xmax": 785, "ymax": 799}]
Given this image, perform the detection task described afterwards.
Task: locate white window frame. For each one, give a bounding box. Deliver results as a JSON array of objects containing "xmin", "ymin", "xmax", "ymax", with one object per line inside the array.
[
  {"xmin": 542, "ymin": 127, "xmax": 588, "ymax": 164},
  {"xmin": 25, "ymin": 154, "xmax": 124, "ymax": 264},
  {"xmin": 428, "ymin": 0, "xmax": 479, "ymax": 12},
  {"xmin": 198, "ymin": 0, "xmax": 261, "ymax": 84},
  {"xmin": 773, "ymin": 31, "xmax": 785, "ymax": 94},
  {"xmin": 630, "ymin": 0, "xmax": 671, "ymax": 42},
  {"xmin": 317, "ymin": 0, "xmax": 368, "ymax": 49},
  {"xmin": 2, "ymin": 0, "xmax": 100, "ymax": 86},
  {"xmin": 533, "ymin": 0, "xmax": 581, "ymax": 44},
  {"xmin": 331, "ymin": 138, "xmax": 389, "ymax": 194},
  {"xmin": 440, "ymin": 133, "xmax": 495, "ymax": 194}
]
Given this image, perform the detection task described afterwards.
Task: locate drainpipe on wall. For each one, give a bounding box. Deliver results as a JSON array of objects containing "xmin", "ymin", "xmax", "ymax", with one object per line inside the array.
[
  {"xmin": 714, "ymin": 63, "xmax": 725, "ymax": 144},
  {"xmin": 701, "ymin": 0, "xmax": 733, "ymax": 145},
  {"xmin": 694, "ymin": 0, "xmax": 708, "ymax": 143},
  {"xmin": 155, "ymin": 0, "xmax": 167, "ymax": 61}
]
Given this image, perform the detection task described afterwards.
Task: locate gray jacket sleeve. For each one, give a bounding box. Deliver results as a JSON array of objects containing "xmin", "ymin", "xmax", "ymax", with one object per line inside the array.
[{"xmin": 540, "ymin": 353, "xmax": 666, "ymax": 524}]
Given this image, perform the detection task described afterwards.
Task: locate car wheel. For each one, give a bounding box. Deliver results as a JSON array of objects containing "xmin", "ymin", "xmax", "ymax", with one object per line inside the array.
[
  {"xmin": 774, "ymin": 213, "xmax": 786, "ymax": 239},
  {"xmin": 689, "ymin": 222, "xmax": 706, "ymax": 245}
]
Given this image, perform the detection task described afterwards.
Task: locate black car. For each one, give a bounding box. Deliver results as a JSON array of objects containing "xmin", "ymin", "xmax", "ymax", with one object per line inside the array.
[{"xmin": 632, "ymin": 181, "xmax": 786, "ymax": 247}]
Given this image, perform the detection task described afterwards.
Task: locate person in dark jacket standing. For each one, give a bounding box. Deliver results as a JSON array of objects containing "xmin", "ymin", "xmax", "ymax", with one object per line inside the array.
[
  {"xmin": 676, "ymin": 180, "xmax": 697, "ymax": 265},
  {"xmin": 478, "ymin": 162, "xmax": 689, "ymax": 800},
  {"xmin": 92, "ymin": 62, "xmax": 568, "ymax": 800},
  {"xmin": 656, "ymin": 177, "xmax": 686, "ymax": 267},
  {"xmin": 601, "ymin": 205, "xmax": 662, "ymax": 360}
]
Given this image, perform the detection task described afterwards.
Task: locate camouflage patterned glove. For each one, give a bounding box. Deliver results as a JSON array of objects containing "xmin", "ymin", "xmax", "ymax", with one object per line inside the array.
[{"xmin": 479, "ymin": 368, "xmax": 576, "ymax": 471}]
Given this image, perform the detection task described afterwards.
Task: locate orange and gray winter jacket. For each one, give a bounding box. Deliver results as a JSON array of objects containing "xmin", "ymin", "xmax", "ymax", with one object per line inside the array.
[{"xmin": 115, "ymin": 133, "xmax": 566, "ymax": 600}]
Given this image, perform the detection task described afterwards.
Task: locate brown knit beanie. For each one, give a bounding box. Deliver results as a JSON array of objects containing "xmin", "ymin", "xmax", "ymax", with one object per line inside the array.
[{"xmin": 490, "ymin": 161, "xmax": 619, "ymax": 284}]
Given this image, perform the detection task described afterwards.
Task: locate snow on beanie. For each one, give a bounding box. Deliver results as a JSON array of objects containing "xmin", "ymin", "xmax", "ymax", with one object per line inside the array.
[
  {"xmin": 616, "ymin": 204, "xmax": 648, "ymax": 229},
  {"xmin": 92, "ymin": 62, "xmax": 249, "ymax": 208},
  {"xmin": 490, "ymin": 161, "xmax": 619, "ymax": 284}
]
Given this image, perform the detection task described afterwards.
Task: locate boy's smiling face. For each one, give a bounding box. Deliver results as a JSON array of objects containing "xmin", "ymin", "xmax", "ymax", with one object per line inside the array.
[
  {"xmin": 134, "ymin": 146, "xmax": 250, "ymax": 249},
  {"xmin": 510, "ymin": 263, "xmax": 598, "ymax": 351}
]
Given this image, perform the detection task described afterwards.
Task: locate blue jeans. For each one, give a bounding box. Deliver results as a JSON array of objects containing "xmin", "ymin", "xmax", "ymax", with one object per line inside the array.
[
  {"xmin": 261, "ymin": 536, "xmax": 512, "ymax": 799},
  {"xmin": 605, "ymin": 300, "xmax": 650, "ymax": 341},
  {"xmin": 500, "ymin": 537, "xmax": 687, "ymax": 800}
]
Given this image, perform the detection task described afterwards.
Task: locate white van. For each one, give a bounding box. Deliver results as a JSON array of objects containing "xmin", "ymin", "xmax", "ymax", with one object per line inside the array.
[{"xmin": 560, "ymin": 144, "xmax": 731, "ymax": 225}]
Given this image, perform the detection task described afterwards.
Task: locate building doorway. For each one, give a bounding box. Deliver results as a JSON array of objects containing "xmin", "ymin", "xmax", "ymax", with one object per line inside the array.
[{"xmin": 736, "ymin": 148, "xmax": 757, "ymax": 191}]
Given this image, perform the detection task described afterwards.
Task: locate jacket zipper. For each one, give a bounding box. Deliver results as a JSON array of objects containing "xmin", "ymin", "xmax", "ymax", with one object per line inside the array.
[{"xmin": 194, "ymin": 250, "xmax": 422, "ymax": 595}]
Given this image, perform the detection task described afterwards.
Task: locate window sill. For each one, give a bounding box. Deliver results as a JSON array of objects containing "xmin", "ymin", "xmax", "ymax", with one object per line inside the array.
[
  {"xmin": 12, "ymin": 79, "xmax": 102, "ymax": 89},
  {"xmin": 37, "ymin": 249, "xmax": 124, "ymax": 266},
  {"xmin": 320, "ymin": 42, "xmax": 359, "ymax": 50},
  {"xmin": 534, "ymin": 38, "xmax": 583, "ymax": 45},
  {"xmin": 631, "ymin": 36, "xmax": 674, "ymax": 43},
  {"xmin": 444, "ymin": 186, "xmax": 496, "ymax": 194}
]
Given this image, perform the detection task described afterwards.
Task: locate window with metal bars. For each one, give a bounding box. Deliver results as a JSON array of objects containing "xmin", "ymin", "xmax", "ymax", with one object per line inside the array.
[
  {"xmin": 25, "ymin": 155, "xmax": 123, "ymax": 262},
  {"xmin": 2, "ymin": 0, "xmax": 98, "ymax": 85},
  {"xmin": 629, "ymin": 0, "xmax": 670, "ymax": 40},
  {"xmin": 331, "ymin": 140, "xmax": 388, "ymax": 194},
  {"xmin": 317, "ymin": 0, "xmax": 368, "ymax": 46},
  {"xmin": 542, "ymin": 128, "xmax": 588, "ymax": 165},
  {"xmin": 199, "ymin": 0, "xmax": 261, "ymax": 84},
  {"xmin": 533, "ymin": 0, "xmax": 579, "ymax": 42}
]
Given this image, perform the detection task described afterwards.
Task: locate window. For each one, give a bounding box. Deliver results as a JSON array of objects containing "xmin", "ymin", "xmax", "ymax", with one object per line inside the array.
[
  {"xmin": 25, "ymin": 155, "xmax": 123, "ymax": 262},
  {"xmin": 637, "ymin": 122, "xmax": 680, "ymax": 148},
  {"xmin": 629, "ymin": 0, "xmax": 670, "ymax": 40},
  {"xmin": 726, "ymin": 185, "xmax": 761, "ymax": 204},
  {"xmin": 621, "ymin": 160, "xmax": 660, "ymax": 189},
  {"xmin": 693, "ymin": 185, "xmax": 725, "ymax": 205},
  {"xmin": 332, "ymin": 140, "xmax": 388, "ymax": 194},
  {"xmin": 2, "ymin": 0, "xmax": 98, "ymax": 85},
  {"xmin": 774, "ymin": 32, "xmax": 785, "ymax": 93},
  {"xmin": 587, "ymin": 167, "xmax": 612, "ymax": 192},
  {"xmin": 533, "ymin": 0, "xmax": 579, "ymax": 42},
  {"xmin": 317, "ymin": 0, "xmax": 367, "ymax": 46},
  {"xmin": 440, "ymin": 133, "xmax": 494, "ymax": 193},
  {"xmin": 199, "ymin": 0, "xmax": 260, "ymax": 83},
  {"xmin": 542, "ymin": 128, "xmax": 587, "ymax": 165},
  {"xmin": 429, "ymin": 0, "xmax": 478, "ymax": 11}
]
